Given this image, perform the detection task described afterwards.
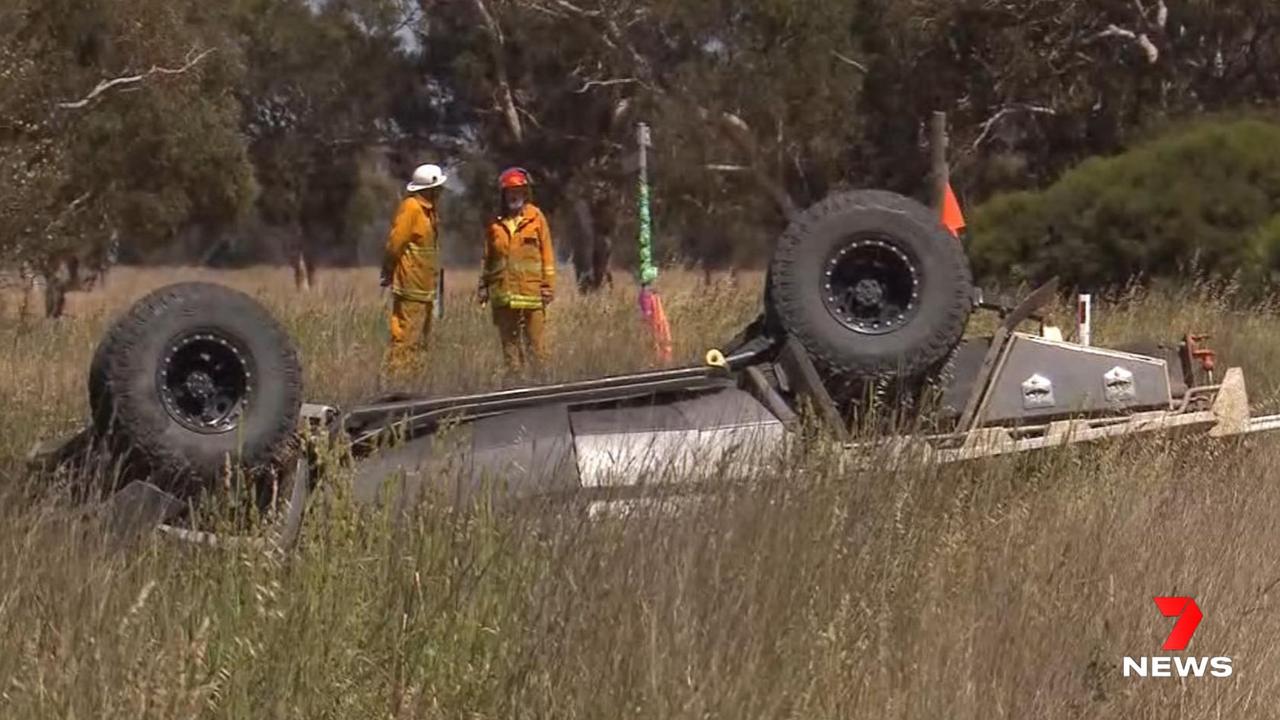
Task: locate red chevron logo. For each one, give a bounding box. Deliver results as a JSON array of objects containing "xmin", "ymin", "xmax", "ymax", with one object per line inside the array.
[{"xmin": 1153, "ymin": 597, "xmax": 1203, "ymax": 651}]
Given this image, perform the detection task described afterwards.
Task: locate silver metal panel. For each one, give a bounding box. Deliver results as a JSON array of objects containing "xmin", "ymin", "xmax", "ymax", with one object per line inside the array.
[
  {"xmin": 569, "ymin": 387, "xmax": 777, "ymax": 434},
  {"xmin": 571, "ymin": 389, "xmax": 785, "ymax": 488},
  {"xmin": 351, "ymin": 403, "xmax": 579, "ymax": 511},
  {"xmin": 937, "ymin": 338, "xmax": 992, "ymax": 419},
  {"xmin": 573, "ymin": 424, "xmax": 786, "ymax": 488},
  {"xmin": 350, "ymin": 429, "xmax": 466, "ymax": 510},
  {"xmin": 980, "ymin": 334, "xmax": 1173, "ymax": 425},
  {"xmin": 467, "ymin": 403, "xmax": 580, "ymax": 500}
]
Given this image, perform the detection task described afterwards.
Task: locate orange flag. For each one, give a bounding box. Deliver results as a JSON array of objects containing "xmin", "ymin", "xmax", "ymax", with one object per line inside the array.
[
  {"xmin": 639, "ymin": 287, "xmax": 673, "ymax": 363},
  {"xmin": 650, "ymin": 293, "xmax": 673, "ymax": 363},
  {"xmin": 941, "ymin": 183, "xmax": 966, "ymax": 239}
]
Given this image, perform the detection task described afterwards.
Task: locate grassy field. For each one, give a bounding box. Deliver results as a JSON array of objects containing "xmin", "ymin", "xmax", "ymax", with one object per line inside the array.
[{"xmin": 4, "ymin": 267, "xmax": 1280, "ymax": 718}]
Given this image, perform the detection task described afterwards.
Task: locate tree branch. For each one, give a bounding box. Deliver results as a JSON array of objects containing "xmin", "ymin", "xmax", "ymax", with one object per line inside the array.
[
  {"xmin": 539, "ymin": 1, "xmax": 652, "ymax": 84},
  {"xmin": 702, "ymin": 110, "xmax": 798, "ymax": 220},
  {"xmin": 526, "ymin": 0, "xmax": 602, "ymax": 17},
  {"xmin": 574, "ymin": 77, "xmax": 639, "ymax": 93},
  {"xmin": 470, "ymin": 0, "xmax": 524, "ymax": 143},
  {"xmin": 1095, "ymin": 24, "xmax": 1137, "ymax": 41},
  {"xmin": 1094, "ymin": 24, "xmax": 1160, "ymax": 63},
  {"xmin": 1130, "ymin": 0, "xmax": 1169, "ymax": 29},
  {"xmin": 831, "ymin": 50, "xmax": 869, "ymax": 73},
  {"xmin": 972, "ymin": 103, "xmax": 1057, "ymax": 150},
  {"xmin": 57, "ymin": 48, "xmax": 215, "ymax": 110}
]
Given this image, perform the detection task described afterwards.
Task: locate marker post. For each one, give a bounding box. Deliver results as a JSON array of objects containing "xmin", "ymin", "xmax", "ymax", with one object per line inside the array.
[{"xmin": 1077, "ymin": 294, "xmax": 1092, "ymax": 346}]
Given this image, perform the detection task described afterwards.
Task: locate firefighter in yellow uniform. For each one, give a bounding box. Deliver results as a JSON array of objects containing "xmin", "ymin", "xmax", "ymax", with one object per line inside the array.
[
  {"xmin": 382, "ymin": 163, "xmax": 446, "ymax": 376},
  {"xmin": 479, "ymin": 167, "xmax": 555, "ymax": 373}
]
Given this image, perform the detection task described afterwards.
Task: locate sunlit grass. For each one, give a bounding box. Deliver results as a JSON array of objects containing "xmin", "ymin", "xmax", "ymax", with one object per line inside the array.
[{"xmin": 2, "ymin": 267, "xmax": 1280, "ymax": 718}]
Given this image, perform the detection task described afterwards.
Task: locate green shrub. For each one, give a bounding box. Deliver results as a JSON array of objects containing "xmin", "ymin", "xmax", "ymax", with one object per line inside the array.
[
  {"xmin": 969, "ymin": 119, "xmax": 1280, "ymax": 289},
  {"xmin": 1246, "ymin": 213, "xmax": 1280, "ymax": 284}
]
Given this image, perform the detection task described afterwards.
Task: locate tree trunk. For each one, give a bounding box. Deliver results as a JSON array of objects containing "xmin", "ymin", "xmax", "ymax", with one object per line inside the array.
[
  {"xmin": 19, "ymin": 264, "xmax": 37, "ymax": 323},
  {"xmin": 293, "ymin": 249, "xmax": 313, "ymax": 291},
  {"xmin": 40, "ymin": 256, "xmax": 81, "ymax": 319},
  {"xmin": 931, "ymin": 111, "xmax": 950, "ymax": 210},
  {"xmin": 100, "ymin": 230, "xmax": 119, "ymax": 288},
  {"xmin": 571, "ymin": 197, "xmax": 596, "ymax": 292},
  {"xmin": 571, "ymin": 189, "xmax": 615, "ymax": 294},
  {"xmin": 44, "ymin": 279, "xmax": 67, "ymax": 319},
  {"xmin": 591, "ymin": 197, "xmax": 615, "ymax": 293},
  {"xmin": 592, "ymin": 232, "xmax": 613, "ymax": 291}
]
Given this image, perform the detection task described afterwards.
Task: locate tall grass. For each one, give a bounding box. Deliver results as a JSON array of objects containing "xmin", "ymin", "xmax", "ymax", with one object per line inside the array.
[{"xmin": 2, "ymin": 267, "xmax": 1280, "ymax": 718}]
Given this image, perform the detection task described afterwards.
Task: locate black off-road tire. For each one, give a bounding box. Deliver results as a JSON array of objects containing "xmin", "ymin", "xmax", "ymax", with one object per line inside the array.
[
  {"xmin": 91, "ymin": 283, "xmax": 303, "ymax": 495},
  {"xmin": 769, "ymin": 190, "xmax": 973, "ymax": 381},
  {"xmin": 88, "ymin": 312, "xmax": 129, "ymax": 429}
]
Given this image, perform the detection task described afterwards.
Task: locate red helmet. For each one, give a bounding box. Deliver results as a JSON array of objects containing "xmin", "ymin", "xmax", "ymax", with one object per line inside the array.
[{"xmin": 499, "ymin": 167, "xmax": 531, "ymax": 189}]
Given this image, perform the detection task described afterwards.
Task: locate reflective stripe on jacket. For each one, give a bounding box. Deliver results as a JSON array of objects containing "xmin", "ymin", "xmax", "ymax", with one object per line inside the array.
[
  {"xmin": 383, "ymin": 195, "xmax": 439, "ymax": 303},
  {"xmin": 482, "ymin": 204, "xmax": 555, "ymax": 309}
]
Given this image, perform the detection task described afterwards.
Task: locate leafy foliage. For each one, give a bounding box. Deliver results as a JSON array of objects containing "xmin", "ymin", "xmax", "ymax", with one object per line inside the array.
[
  {"xmin": 0, "ymin": 0, "xmax": 255, "ymax": 272},
  {"xmin": 3, "ymin": 0, "xmax": 1280, "ymax": 288},
  {"xmin": 235, "ymin": 0, "xmax": 417, "ymax": 263},
  {"xmin": 969, "ymin": 118, "xmax": 1280, "ymax": 288},
  {"xmin": 417, "ymin": 0, "xmax": 1280, "ymax": 276}
]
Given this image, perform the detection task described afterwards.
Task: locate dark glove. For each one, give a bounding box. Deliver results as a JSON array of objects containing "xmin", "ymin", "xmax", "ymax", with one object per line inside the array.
[
  {"xmin": 541, "ymin": 285, "xmax": 554, "ymax": 305},
  {"xmin": 478, "ymin": 285, "xmax": 490, "ymax": 305},
  {"xmin": 379, "ymin": 269, "xmax": 391, "ymax": 288}
]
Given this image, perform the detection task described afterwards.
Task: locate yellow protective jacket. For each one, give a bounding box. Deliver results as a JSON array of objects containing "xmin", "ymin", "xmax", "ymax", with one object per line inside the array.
[
  {"xmin": 383, "ymin": 195, "xmax": 439, "ymax": 303},
  {"xmin": 482, "ymin": 204, "xmax": 555, "ymax": 310}
]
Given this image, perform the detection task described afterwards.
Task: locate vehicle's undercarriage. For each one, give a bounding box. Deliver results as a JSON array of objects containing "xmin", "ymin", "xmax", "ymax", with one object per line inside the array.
[{"xmin": 31, "ymin": 189, "xmax": 1280, "ymax": 545}]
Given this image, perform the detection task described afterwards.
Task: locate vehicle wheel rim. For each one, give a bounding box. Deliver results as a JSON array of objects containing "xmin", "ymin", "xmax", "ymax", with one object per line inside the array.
[
  {"xmin": 822, "ymin": 235, "xmax": 921, "ymax": 335},
  {"xmin": 158, "ymin": 332, "xmax": 252, "ymax": 434}
]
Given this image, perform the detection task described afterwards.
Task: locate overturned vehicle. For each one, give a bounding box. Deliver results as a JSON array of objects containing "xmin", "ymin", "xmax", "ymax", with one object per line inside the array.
[{"xmin": 34, "ymin": 190, "xmax": 1280, "ymax": 541}]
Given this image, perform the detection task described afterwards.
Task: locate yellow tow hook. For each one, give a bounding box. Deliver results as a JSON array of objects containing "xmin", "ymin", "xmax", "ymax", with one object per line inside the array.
[{"xmin": 704, "ymin": 348, "xmax": 728, "ymax": 370}]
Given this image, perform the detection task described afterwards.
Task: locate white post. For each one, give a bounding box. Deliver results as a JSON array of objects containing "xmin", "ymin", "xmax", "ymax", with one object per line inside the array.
[{"xmin": 1077, "ymin": 293, "xmax": 1092, "ymax": 346}]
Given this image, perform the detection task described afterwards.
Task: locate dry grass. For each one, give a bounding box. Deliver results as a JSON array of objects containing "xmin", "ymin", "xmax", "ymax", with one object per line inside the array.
[{"xmin": 3, "ymin": 268, "xmax": 1280, "ymax": 718}]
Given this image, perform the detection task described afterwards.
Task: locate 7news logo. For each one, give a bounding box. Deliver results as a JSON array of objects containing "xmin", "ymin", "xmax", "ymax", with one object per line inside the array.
[{"xmin": 1123, "ymin": 597, "xmax": 1233, "ymax": 678}]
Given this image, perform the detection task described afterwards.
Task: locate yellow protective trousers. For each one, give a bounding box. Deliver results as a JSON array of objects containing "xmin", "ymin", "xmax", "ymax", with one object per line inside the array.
[
  {"xmin": 492, "ymin": 305, "xmax": 547, "ymax": 373},
  {"xmin": 386, "ymin": 297, "xmax": 434, "ymax": 377}
]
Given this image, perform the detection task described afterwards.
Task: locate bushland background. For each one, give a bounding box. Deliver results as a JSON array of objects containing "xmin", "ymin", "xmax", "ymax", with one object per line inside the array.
[
  {"xmin": 6, "ymin": 2, "xmax": 1280, "ymax": 717},
  {"xmin": 6, "ymin": 0, "xmax": 1280, "ymax": 315}
]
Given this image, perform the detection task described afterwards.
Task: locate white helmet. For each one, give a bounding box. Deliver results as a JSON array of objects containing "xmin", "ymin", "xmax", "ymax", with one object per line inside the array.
[{"xmin": 406, "ymin": 163, "xmax": 447, "ymax": 192}]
